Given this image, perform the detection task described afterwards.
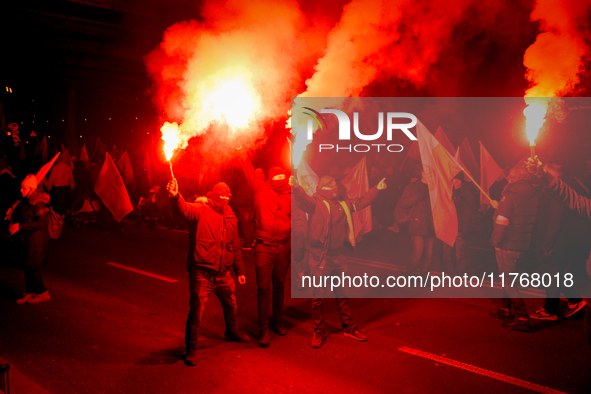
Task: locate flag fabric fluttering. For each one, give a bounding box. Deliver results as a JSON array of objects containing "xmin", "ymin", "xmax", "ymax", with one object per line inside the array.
[
  {"xmin": 62, "ymin": 149, "xmax": 75, "ymax": 169},
  {"xmin": 479, "ymin": 142, "xmax": 505, "ymax": 207},
  {"xmin": 95, "ymin": 137, "xmax": 107, "ymax": 156},
  {"xmin": 117, "ymin": 151, "xmax": 135, "ymax": 185},
  {"xmin": 296, "ymin": 157, "xmax": 319, "ymax": 197},
  {"xmin": 434, "ymin": 126, "xmax": 456, "ymax": 157},
  {"xmin": 94, "ymin": 153, "xmax": 133, "ymax": 223},
  {"xmin": 40, "ymin": 136, "xmax": 48, "ymax": 162},
  {"xmin": 417, "ymin": 121, "xmax": 462, "ymax": 246},
  {"xmin": 35, "ymin": 152, "xmax": 61, "ymax": 186},
  {"xmin": 79, "ymin": 144, "xmax": 90, "ymax": 168},
  {"xmin": 341, "ymin": 156, "xmax": 371, "ymax": 241},
  {"xmin": 111, "ymin": 146, "xmax": 121, "ymax": 161},
  {"xmin": 455, "ymin": 137, "xmax": 480, "ymax": 183}
]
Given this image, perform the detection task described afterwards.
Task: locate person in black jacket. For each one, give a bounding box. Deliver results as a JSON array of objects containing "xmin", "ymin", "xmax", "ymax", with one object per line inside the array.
[
  {"xmin": 489, "ymin": 167, "xmax": 541, "ymax": 332},
  {"xmin": 7, "ymin": 174, "xmax": 51, "ymax": 304},
  {"xmin": 292, "ymin": 174, "xmax": 386, "ymax": 348},
  {"xmin": 442, "ymin": 173, "xmax": 478, "ymax": 275},
  {"xmin": 240, "ymin": 157, "xmax": 291, "ymax": 347},
  {"xmin": 527, "ymin": 157, "xmax": 591, "ymax": 349},
  {"xmin": 398, "ymin": 169, "xmax": 435, "ymax": 275},
  {"xmin": 530, "ymin": 164, "xmax": 588, "ymax": 321},
  {"xmin": 167, "ymin": 178, "xmax": 250, "ymax": 367}
]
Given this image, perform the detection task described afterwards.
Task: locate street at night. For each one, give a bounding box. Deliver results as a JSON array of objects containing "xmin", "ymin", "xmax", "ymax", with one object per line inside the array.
[
  {"xmin": 3, "ymin": 0, "xmax": 591, "ymax": 393},
  {"xmin": 1, "ymin": 223, "xmax": 589, "ymax": 393}
]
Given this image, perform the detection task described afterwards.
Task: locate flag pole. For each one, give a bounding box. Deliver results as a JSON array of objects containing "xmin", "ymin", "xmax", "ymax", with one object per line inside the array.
[
  {"xmin": 445, "ymin": 145, "xmax": 494, "ymax": 203},
  {"xmin": 459, "ymin": 166, "xmax": 494, "ymax": 203}
]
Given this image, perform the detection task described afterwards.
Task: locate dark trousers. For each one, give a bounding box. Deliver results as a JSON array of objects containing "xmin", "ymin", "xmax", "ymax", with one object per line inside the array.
[
  {"xmin": 254, "ymin": 242, "xmax": 290, "ymax": 328},
  {"xmin": 311, "ymin": 256, "xmax": 356, "ymax": 333},
  {"xmin": 24, "ymin": 268, "xmax": 46, "ymax": 294},
  {"xmin": 238, "ymin": 207, "xmax": 255, "ymax": 247},
  {"xmin": 410, "ymin": 235, "xmax": 434, "ymax": 273},
  {"xmin": 495, "ymin": 248, "xmax": 528, "ymax": 319},
  {"xmin": 185, "ymin": 269, "xmax": 238, "ymax": 347},
  {"xmin": 442, "ymin": 235, "xmax": 469, "ymax": 274}
]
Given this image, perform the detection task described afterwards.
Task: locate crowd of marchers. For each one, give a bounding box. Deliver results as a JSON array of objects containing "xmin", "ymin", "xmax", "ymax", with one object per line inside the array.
[{"xmin": 2, "ymin": 138, "xmax": 591, "ymax": 367}]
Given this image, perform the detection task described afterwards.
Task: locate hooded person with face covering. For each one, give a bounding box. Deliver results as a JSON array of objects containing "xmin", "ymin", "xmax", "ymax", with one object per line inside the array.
[
  {"xmin": 167, "ymin": 177, "xmax": 250, "ymax": 366},
  {"xmin": 292, "ymin": 173, "xmax": 387, "ymax": 348},
  {"xmin": 239, "ymin": 156, "xmax": 291, "ymax": 348},
  {"xmin": 7, "ymin": 174, "xmax": 52, "ymax": 304}
]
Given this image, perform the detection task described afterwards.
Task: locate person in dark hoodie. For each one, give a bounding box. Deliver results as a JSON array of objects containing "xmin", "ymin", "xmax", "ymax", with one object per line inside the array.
[
  {"xmin": 240, "ymin": 157, "xmax": 291, "ymax": 347},
  {"xmin": 530, "ymin": 163, "xmax": 588, "ymax": 321},
  {"xmin": 442, "ymin": 172, "xmax": 479, "ymax": 275},
  {"xmin": 292, "ymin": 174, "xmax": 387, "ymax": 348},
  {"xmin": 398, "ymin": 167, "xmax": 435, "ymax": 275},
  {"xmin": 167, "ymin": 178, "xmax": 250, "ymax": 367},
  {"xmin": 489, "ymin": 167, "xmax": 541, "ymax": 332},
  {"xmin": 526, "ymin": 157, "xmax": 591, "ymax": 350},
  {"xmin": 7, "ymin": 174, "xmax": 51, "ymax": 304}
]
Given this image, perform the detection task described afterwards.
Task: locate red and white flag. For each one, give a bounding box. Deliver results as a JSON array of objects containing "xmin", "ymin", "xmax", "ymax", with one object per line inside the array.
[
  {"xmin": 94, "ymin": 153, "xmax": 133, "ymax": 222},
  {"xmin": 455, "ymin": 137, "xmax": 479, "ymax": 183},
  {"xmin": 341, "ymin": 156, "xmax": 371, "ymax": 241},
  {"xmin": 296, "ymin": 157, "xmax": 318, "ymax": 197},
  {"xmin": 417, "ymin": 121, "xmax": 462, "ymax": 246},
  {"xmin": 434, "ymin": 126, "xmax": 456, "ymax": 157},
  {"xmin": 479, "ymin": 142, "xmax": 505, "ymax": 206}
]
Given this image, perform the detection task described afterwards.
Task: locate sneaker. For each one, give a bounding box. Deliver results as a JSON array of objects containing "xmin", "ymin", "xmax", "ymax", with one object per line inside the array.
[
  {"xmin": 564, "ymin": 300, "xmax": 588, "ymax": 318},
  {"xmin": 311, "ymin": 330, "xmax": 324, "ymax": 348},
  {"xmin": 258, "ymin": 328, "xmax": 271, "ymax": 348},
  {"xmin": 529, "ymin": 308, "xmax": 558, "ymax": 321},
  {"xmin": 185, "ymin": 345, "xmax": 198, "ymax": 367},
  {"xmin": 344, "ymin": 328, "xmax": 368, "ymax": 341},
  {"xmin": 224, "ymin": 329, "xmax": 251, "ymax": 343},
  {"xmin": 26, "ymin": 291, "xmax": 51, "ymax": 304},
  {"xmin": 16, "ymin": 293, "xmax": 35, "ymax": 305},
  {"xmin": 502, "ymin": 317, "xmax": 531, "ymax": 332},
  {"xmin": 272, "ymin": 321, "xmax": 287, "ymax": 336},
  {"xmin": 489, "ymin": 307, "xmax": 512, "ymax": 321}
]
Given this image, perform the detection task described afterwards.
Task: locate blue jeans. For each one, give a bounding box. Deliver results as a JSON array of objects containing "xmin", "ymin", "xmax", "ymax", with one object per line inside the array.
[
  {"xmin": 254, "ymin": 242, "xmax": 290, "ymax": 328},
  {"xmin": 185, "ymin": 269, "xmax": 238, "ymax": 346},
  {"xmin": 495, "ymin": 248, "xmax": 528, "ymax": 319}
]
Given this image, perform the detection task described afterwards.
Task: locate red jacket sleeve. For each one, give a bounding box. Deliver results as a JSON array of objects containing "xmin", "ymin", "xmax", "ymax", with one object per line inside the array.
[{"xmin": 170, "ymin": 193, "xmax": 204, "ymax": 221}]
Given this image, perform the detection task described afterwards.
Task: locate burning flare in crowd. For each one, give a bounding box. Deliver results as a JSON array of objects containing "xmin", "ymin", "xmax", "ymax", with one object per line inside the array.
[{"xmin": 522, "ymin": 0, "xmax": 591, "ymax": 155}]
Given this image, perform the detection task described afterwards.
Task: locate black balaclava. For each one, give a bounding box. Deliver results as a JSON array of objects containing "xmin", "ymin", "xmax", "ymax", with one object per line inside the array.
[
  {"xmin": 210, "ymin": 182, "xmax": 231, "ymax": 212},
  {"xmin": 269, "ymin": 167, "xmax": 290, "ymax": 194},
  {"xmin": 317, "ymin": 176, "xmax": 338, "ymax": 201}
]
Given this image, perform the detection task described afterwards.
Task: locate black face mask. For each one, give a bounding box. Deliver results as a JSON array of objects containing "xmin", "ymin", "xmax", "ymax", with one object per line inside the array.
[
  {"xmin": 318, "ymin": 188, "xmax": 338, "ymax": 201},
  {"xmin": 270, "ymin": 178, "xmax": 289, "ymax": 193}
]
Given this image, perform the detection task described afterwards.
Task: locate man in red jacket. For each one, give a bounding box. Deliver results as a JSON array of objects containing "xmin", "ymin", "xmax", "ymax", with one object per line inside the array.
[
  {"xmin": 167, "ymin": 178, "xmax": 250, "ymax": 366},
  {"xmin": 240, "ymin": 157, "xmax": 291, "ymax": 347}
]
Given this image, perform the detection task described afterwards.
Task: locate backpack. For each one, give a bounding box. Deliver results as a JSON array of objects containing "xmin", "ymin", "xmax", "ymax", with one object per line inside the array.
[{"xmin": 36, "ymin": 207, "xmax": 64, "ymax": 239}]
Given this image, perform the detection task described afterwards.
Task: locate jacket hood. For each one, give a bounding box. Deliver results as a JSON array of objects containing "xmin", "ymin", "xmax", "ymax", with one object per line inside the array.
[{"xmin": 29, "ymin": 192, "xmax": 50, "ymax": 205}]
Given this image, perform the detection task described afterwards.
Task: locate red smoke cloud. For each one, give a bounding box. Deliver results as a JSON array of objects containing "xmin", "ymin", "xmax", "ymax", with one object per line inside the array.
[{"xmin": 146, "ymin": 0, "xmax": 591, "ymax": 170}]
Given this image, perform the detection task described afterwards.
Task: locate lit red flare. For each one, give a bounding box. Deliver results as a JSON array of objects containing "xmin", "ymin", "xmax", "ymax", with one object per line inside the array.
[
  {"xmin": 522, "ymin": 100, "xmax": 547, "ymax": 147},
  {"xmin": 161, "ymin": 121, "xmax": 181, "ymax": 161}
]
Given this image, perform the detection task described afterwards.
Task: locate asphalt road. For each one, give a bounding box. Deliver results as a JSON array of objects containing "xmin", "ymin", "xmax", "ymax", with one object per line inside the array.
[{"xmin": 1, "ymin": 222, "xmax": 590, "ymax": 393}]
